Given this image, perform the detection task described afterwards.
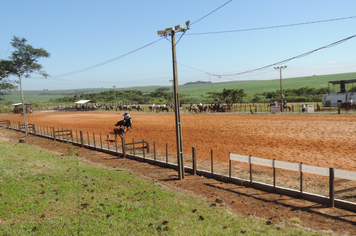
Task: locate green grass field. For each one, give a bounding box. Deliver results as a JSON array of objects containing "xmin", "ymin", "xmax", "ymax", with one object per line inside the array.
[
  {"xmin": 2, "ymin": 72, "xmax": 356, "ymax": 103},
  {"xmin": 0, "ymin": 141, "xmax": 323, "ymax": 235}
]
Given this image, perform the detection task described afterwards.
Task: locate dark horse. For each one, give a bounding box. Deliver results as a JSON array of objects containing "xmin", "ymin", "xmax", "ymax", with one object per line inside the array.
[{"xmin": 115, "ymin": 118, "xmax": 132, "ymax": 131}]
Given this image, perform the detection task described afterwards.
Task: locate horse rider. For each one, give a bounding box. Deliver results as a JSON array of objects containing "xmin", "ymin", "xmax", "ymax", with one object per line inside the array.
[
  {"xmin": 122, "ymin": 112, "xmax": 131, "ymax": 129},
  {"xmin": 283, "ymin": 100, "xmax": 287, "ymax": 108}
]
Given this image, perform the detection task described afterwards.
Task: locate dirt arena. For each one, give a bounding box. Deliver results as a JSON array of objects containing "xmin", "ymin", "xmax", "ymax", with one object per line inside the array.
[{"xmin": 2, "ymin": 111, "xmax": 356, "ymax": 171}]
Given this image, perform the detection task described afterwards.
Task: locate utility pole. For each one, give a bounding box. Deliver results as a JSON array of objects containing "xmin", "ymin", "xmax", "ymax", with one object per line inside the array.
[
  {"xmin": 274, "ymin": 66, "xmax": 287, "ymax": 112},
  {"xmin": 113, "ymin": 86, "xmax": 116, "ymax": 111},
  {"xmin": 75, "ymin": 90, "xmax": 78, "ymax": 102},
  {"xmin": 18, "ymin": 74, "xmax": 28, "ymax": 136},
  {"xmin": 158, "ymin": 21, "xmax": 189, "ymax": 180}
]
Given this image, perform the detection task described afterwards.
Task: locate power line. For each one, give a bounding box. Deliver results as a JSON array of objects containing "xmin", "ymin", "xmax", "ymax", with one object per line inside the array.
[
  {"xmin": 206, "ymin": 34, "xmax": 356, "ymax": 78},
  {"xmin": 178, "ymin": 34, "xmax": 356, "ymax": 80},
  {"xmin": 32, "ymin": 38, "xmax": 164, "ymax": 80},
  {"xmin": 188, "ymin": 16, "xmax": 356, "ymax": 35},
  {"xmin": 190, "ymin": 0, "xmax": 233, "ymax": 27}
]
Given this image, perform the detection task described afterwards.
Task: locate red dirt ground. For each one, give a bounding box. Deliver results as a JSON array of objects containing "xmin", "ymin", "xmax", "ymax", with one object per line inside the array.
[
  {"xmin": 2, "ymin": 111, "xmax": 356, "ymax": 171},
  {"xmin": 2, "ymin": 111, "xmax": 356, "ymax": 234}
]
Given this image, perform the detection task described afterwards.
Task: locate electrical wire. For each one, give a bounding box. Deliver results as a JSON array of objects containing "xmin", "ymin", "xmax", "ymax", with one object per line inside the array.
[
  {"xmin": 190, "ymin": 0, "xmax": 233, "ymax": 27},
  {"xmin": 207, "ymin": 34, "xmax": 356, "ymax": 78},
  {"xmin": 32, "ymin": 38, "xmax": 164, "ymax": 80},
  {"xmin": 188, "ymin": 16, "xmax": 356, "ymax": 35}
]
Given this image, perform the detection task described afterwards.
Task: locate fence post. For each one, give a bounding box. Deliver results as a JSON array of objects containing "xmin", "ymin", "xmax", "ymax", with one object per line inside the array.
[
  {"xmin": 211, "ymin": 149, "xmax": 214, "ymax": 176},
  {"xmin": 273, "ymin": 159, "xmax": 276, "ymax": 191},
  {"xmin": 71, "ymin": 130, "xmax": 73, "ymax": 142},
  {"xmin": 133, "ymin": 138, "xmax": 135, "ymax": 156},
  {"xmin": 7, "ymin": 120, "xmax": 10, "ymax": 129},
  {"xmin": 87, "ymin": 132, "xmax": 90, "ymax": 146},
  {"xmin": 100, "ymin": 133, "xmax": 102, "ymax": 150},
  {"xmin": 122, "ymin": 136, "xmax": 126, "ymax": 158},
  {"xmin": 146, "ymin": 141, "xmax": 149, "ymax": 153},
  {"xmin": 154, "ymin": 141, "xmax": 156, "ymax": 161},
  {"xmin": 329, "ymin": 167, "xmax": 335, "ymax": 207},
  {"xmin": 300, "ymin": 162, "xmax": 303, "ymax": 197},
  {"xmin": 192, "ymin": 146, "xmax": 196, "ymax": 175},
  {"xmin": 249, "ymin": 155, "xmax": 252, "ymax": 186},
  {"xmin": 76, "ymin": 130, "xmax": 78, "ymax": 143},
  {"xmin": 18, "ymin": 122, "xmax": 21, "ymax": 131},
  {"xmin": 142, "ymin": 139, "xmax": 145, "ymax": 159},
  {"xmin": 115, "ymin": 134, "xmax": 118, "ymax": 153},
  {"xmin": 53, "ymin": 127, "xmax": 56, "ymax": 141},
  {"xmin": 33, "ymin": 124, "xmax": 37, "ymax": 136},
  {"xmin": 166, "ymin": 143, "xmax": 168, "ymax": 164},
  {"xmin": 80, "ymin": 131, "xmax": 84, "ymax": 148},
  {"xmin": 229, "ymin": 152, "xmax": 231, "ymax": 181},
  {"xmin": 107, "ymin": 134, "xmax": 110, "ymax": 152}
]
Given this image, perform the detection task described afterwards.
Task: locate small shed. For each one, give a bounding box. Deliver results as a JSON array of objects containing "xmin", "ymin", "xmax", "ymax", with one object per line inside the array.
[
  {"xmin": 75, "ymin": 100, "xmax": 96, "ymax": 104},
  {"xmin": 75, "ymin": 100, "xmax": 97, "ymax": 110},
  {"xmin": 12, "ymin": 103, "xmax": 32, "ymax": 114}
]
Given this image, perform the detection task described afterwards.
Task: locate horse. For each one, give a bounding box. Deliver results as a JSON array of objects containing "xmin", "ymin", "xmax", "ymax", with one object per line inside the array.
[
  {"xmin": 278, "ymin": 103, "xmax": 292, "ymax": 112},
  {"xmin": 132, "ymin": 106, "xmax": 143, "ymax": 111},
  {"xmin": 148, "ymin": 106, "xmax": 156, "ymax": 112},
  {"xmin": 115, "ymin": 118, "xmax": 132, "ymax": 131},
  {"xmin": 157, "ymin": 106, "xmax": 169, "ymax": 112},
  {"xmin": 198, "ymin": 105, "xmax": 207, "ymax": 112},
  {"xmin": 188, "ymin": 106, "xmax": 198, "ymax": 113}
]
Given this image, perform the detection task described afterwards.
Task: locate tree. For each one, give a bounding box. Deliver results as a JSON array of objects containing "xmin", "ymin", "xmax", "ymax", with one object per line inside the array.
[
  {"xmin": 5, "ymin": 36, "xmax": 50, "ymax": 135},
  {"xmin": 207, "ymin": 88, "xmax": 247, "ymax": 109}
]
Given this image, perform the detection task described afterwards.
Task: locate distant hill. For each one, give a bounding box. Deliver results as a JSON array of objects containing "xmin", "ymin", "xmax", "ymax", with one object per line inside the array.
[
  {"xmin": 2, "ymin": 72, "xmax": 356, "ymax": 103},
  {"xmin": 183, "ymin": 81, "xmax": 212, "ymax": 85}
]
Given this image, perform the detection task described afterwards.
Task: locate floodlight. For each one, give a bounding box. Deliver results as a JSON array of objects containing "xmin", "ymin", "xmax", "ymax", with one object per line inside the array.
[
  {"xmin": 185, "ymin": 20, "xmax": 190, "ymax": 29},
  {"xmin": 174, "ymin": 24, "xmax": 184, "ymax": 31},
  {"xmin": 165, "ymin": 27, "xmax": 174, "ymax": 33}
]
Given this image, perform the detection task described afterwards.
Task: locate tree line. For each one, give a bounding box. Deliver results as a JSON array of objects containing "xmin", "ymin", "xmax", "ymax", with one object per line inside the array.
[{"xmin": 49, "ymin": 86, "xmax": 331, "ymax": 108}]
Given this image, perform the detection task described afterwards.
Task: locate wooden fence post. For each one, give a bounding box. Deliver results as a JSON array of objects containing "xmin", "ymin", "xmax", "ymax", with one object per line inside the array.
[
  {"xmin": 18, "ymin": 122, "xmax": 21, "ymax": 131},
  {"xmin": 146, "ymin": 141, "xmax": 150, "ymax": 153},
  {"xmin": 53, "ymin": 127, "xmax": 56, "ymax": 141},
  {"xmin": 133, "ymin": 138, "xmax": 135, "ymax": 156},
  {"xmin": 107, "ymin": 134, "xmax": 110, "ymax": 152},
  {"xmin": 33, "ymin": 124, "xmax": 37, "ymax": 136},
  {"xmin": 249, "ymin": 155, "xmax": 252, "ymax": 186},
  {"xmin": 192, "ymin": 146, "xmax": 197, "ymax": 175},
  {"xmin": 329, "ymin": 167, "xmax": 335, "ymax": 207},
  {"xmin": 122, "ymin": 136, "xmax": 126, "ymax": 158},
  {"xmin": 166, "ymin": 143, "xmax": 168, "ymax": 163},
  {"xmin": 211, "ymin": 149, "xmax": 214, "ymax": 176},
  {"xmin": 154, "ymin": 141, "xmax": 156, "ymax": 161},
  {"xmin": 142, "ymin": 139, "xmax": 145, "ymax": 159},
  {"xmin": 273, "ymin": 159, "xmax": 276, "ymax": 191},
  {"xmin": 80, "ymin": 131, "xmax": 84, "ymax": 148},
  {"xmin": 229, "ymin": 152, "xmax": 231, "ymax": 181},
  {"xmin": 115, "ymin": 134, "xmax": 118, "ymax": 153},
  {"xmin": 100, "ymin": 133, "xmax": 102, "ymax": 150},
  {"xmin": 87, "ymin": 132, "xmax": 90, "ymax": 146},
  {"xmin": 300, "ymin": 162, "xmax": 303, "ymax": 197}
]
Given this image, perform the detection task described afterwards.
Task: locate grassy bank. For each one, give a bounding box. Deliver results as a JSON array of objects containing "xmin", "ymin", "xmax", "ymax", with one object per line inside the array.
[{"xmin": 0, "ymin": 142, "xmax": 323, "ymax": 235}]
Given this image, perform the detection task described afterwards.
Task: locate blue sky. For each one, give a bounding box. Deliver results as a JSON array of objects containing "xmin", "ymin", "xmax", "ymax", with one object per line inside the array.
[{"xmin": 1, "ymin": 0, "xmax": 356, "ymax": 90}]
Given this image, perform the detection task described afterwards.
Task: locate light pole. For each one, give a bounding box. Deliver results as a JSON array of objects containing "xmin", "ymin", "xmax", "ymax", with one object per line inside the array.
[
  {"xmin": 18, "ymin": 74, "xmax": 28, "ymax": 136},
  {"xmin": 113, "ymin": 86, "xmax": 116, "ymax": 111},
  {"xmin": 158, "ymin": 21, "xmax": 189, "ymax": 180},
  {"xmin": 274, "ymin": 66, "xmax": 287, "ymax": 112}
]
